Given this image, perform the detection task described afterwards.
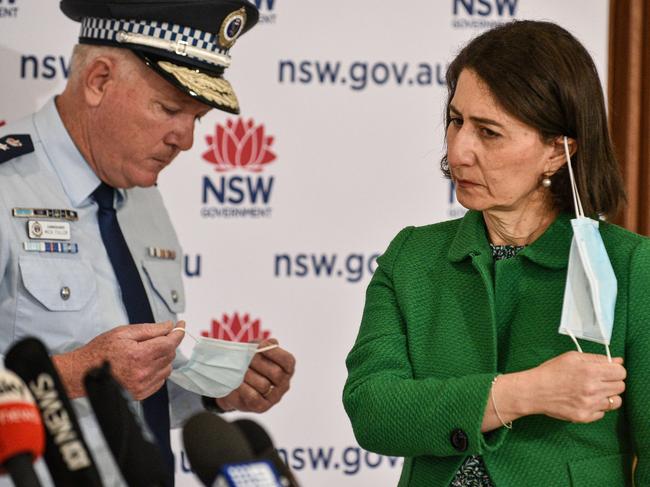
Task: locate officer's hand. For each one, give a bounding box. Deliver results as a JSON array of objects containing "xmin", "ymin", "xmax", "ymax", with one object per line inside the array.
[
  {"xmin": 527, "ymin": 351, "xmax": 626, "ymax": 423},
  {"xmin": 55, "ymin": 321, "xmax": 185, "ymax": 400},
  {"xmin": 216, "ymin": 338, "xmax": 296, "ymax": 413}
]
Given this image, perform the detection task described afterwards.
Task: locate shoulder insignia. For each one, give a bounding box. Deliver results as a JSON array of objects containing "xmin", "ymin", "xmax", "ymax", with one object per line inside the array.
[{"xmin": 0, "ymin": 134, "xmax": 34, "ymax": 164}]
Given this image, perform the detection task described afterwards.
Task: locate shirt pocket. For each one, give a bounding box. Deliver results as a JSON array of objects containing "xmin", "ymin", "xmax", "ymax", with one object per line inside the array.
[
  {"xmin": 141, "ymin": 259, "xmax": 185, "ymax": 318},
  {"xmin": 16, "ymin": 255, "xmax": 98, "ymax": 349},
  {"xmin": 568, "ymin": 453, "xmax": 632, "ymax": 486}
]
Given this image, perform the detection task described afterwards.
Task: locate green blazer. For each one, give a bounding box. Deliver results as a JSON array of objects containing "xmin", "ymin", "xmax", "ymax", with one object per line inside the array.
[{"xmin": 343, "ymin": 210, "xmax": 650, "ymax": 487}]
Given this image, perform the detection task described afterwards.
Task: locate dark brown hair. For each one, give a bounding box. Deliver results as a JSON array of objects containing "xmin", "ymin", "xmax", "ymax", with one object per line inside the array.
[{"xmin": 441, "ymin": 20, "xmax": 625, "ymax": 217}]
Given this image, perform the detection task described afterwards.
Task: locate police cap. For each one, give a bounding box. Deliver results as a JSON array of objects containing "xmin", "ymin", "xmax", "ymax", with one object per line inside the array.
[{"xmin": 60, "ymin": 0, "xmax": 260, "ymax": 114}]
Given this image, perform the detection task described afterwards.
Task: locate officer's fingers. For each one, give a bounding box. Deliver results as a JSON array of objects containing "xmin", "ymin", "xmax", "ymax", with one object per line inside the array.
[
  {"xmin": 242, "ymin": 368, "xmax": 273, "ymax": 396},
  {"xmin": 257, "ymin": 346, "xmax": 296, "ymax": 376},
  {"xmin": 133, "ymin": 378, "xmax": 166, "ymax": 401},
  {"xmin": 122, "ymin": 321, "xmax": 175, "ymax": 342},
  {"xmin": 139, "ymin": 335, "xmax": 181, "ymax": 362},
  {"xmin": 167, "ymin": 321, "xmax": 186, "ymax": 346},
  {"xmin": 237, "ymin": 382, "xmax": 271, "ymax": 413},
  {"xmin": 216, "ymin": 391, "xmax": 240, "ymax": 412},
  {"xmin": 134, "ymin": 363, "xmax": 172, "ymax": 399},
  {"xmin": 249, "ymin": 353, "xmax": 291, "ymax": 387},
  {"xmin": 263, "ymin": 380, "xmax": 289, "ymax": 406}
]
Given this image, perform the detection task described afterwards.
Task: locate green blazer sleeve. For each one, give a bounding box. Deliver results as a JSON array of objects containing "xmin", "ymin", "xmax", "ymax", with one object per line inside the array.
[
  {"xmin": 343, "ymin": 227, "xmax": 508, "ymax": 458},
  {"xmin": 626, "ymin": 238, "xmax": 650, "ymax": 485}
]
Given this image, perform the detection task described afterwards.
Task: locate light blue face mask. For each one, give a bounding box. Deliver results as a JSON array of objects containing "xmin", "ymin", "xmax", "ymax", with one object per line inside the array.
[
  {"xmin": 558, "ymin": 136, "xmax": 617, "ymax": 361},
  {"xmin": 169, "ymin": 334, "xmax": 277, "ymax": 398}
]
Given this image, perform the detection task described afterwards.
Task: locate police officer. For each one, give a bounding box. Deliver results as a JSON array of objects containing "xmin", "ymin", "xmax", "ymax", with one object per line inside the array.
[{"xmin": 0, "ymin": 1, "xmax": 295, "ymax": 485}]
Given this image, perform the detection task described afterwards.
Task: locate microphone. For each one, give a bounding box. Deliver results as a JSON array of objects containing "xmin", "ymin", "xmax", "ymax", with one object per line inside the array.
[
  {"xmin": 83, "ymin": 362, "xmax": 171, "ymax": 487},
  {"xmin": 233, "ymin": 419, "xmax": 300, "ymax": 487},
  {"xmin": 0, "ymin": 369, "xmax": 45, "ymax": 487},
  {"xmin": 4, "ymin": 337, "xmax": 104, "ymax": 487},
  {"xmin": 184, "ymin": 412, "xmax": 287, "ymax": 487}
]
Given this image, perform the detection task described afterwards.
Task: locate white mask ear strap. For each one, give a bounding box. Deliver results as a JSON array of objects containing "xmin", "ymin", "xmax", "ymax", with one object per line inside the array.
[
  {"xmin": 567, "ymin": 328, "xmax": 584, "ymax": 353},
  {"xmin": 184, "ymin": 330, "xmax": 199, "ymax": 342},
  {"xmin": 566, "ymin": 323, "xmax": 612, "ymax": 363},
  {"xmin": 563, "ymin": 136, "xmax": 584, "ymax": 218},
  {"xmin": 256, "ymin": 344, "xmax": 279, "ymax": 354}
]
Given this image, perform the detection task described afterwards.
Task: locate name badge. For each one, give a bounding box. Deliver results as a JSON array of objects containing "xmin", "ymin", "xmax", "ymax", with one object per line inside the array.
[{"xmin": 27, "ymin": 220, "xmax": 71, "ymax": 241}]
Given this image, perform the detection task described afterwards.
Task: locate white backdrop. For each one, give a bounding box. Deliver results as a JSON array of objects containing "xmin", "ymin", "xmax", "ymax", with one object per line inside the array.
[{"xmin": 0, "ymin": 1, "xmax": 609, "ymax": 485}]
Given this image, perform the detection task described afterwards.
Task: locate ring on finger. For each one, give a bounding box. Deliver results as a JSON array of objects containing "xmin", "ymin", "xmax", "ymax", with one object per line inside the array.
[
  {"xmin": 262, "ymin": 384, "xmax": 275, "ymax": 398},
  {"xmin": 607, "ymin": 396, "xmax": 615, "ymax": 411}
]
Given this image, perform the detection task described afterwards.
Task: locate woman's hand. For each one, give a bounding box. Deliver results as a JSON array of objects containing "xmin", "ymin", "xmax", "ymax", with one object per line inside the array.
[
  {"xmin": 482, "ymin": 351, "xmax": 626, "ymax": 432},
  {"xmin": 525, "ymin": 351, "xmax": 626, "ymax": 423}
]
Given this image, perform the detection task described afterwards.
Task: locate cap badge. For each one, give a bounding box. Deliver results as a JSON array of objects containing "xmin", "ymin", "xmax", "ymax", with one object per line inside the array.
[{"xmin": 219, "ymin": 8, "xmax": 247, "ymax": 49}]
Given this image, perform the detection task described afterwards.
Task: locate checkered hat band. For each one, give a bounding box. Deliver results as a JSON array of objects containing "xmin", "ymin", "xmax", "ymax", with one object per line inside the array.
[{"xmin": 80, "ymin": 17, "xmax": 230, "ymax": 58}]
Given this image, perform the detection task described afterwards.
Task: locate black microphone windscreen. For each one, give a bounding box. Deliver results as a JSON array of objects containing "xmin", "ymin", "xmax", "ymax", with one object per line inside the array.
[
  {"xmin": 233, "ymin": 419, "xmax": 301, "ymax": 487},
  {"xmin": 83, "ymin": 362, "xmax": 170, "ymax": 487},
  {"xmin": 4, "ymin": 337, "xmax": 103, "ymax": 487},
  {"xmin": 182, "ymin": 412, "xmax": 254, "ymax": 487},
  {"xmin": 232, "ymin": 419, "xmax": 274, "ymax": 455}
]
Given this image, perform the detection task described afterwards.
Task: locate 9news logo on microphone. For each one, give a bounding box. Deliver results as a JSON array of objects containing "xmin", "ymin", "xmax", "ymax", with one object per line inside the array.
[{"xmin": 200, "ymin": 118, "xmax": 278, "ymax": 219}]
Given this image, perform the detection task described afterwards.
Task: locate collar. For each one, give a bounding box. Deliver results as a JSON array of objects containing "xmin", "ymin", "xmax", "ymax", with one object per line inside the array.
[
  {"xmin": 447, "ymin": 210, "xmax": 573, "ymax": 270},
  {"xmin": 33, "ymin": 98, "xmax": 126, "ymax": 208}
]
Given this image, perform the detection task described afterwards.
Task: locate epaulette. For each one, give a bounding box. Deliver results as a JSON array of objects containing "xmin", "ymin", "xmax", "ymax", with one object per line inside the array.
[{"xmin": 0, "ymin": 134, "xmax": 35, "ymax": 164}]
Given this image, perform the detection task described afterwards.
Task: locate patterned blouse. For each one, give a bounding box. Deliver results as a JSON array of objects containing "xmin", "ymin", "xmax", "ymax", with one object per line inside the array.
[{"xmin": 448, "ymin": 244, "xmax": 524, "ymax": 487}]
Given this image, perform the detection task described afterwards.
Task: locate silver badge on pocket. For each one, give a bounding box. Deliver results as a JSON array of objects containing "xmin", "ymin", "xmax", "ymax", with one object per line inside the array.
[{"xmin": 27, "ymin": 220, "xmax": 71, "ymax": 241}]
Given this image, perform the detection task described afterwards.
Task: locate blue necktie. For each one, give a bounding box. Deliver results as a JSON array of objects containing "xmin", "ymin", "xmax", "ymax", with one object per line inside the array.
[{"xmin": 92, "ymin": 182, "xmax": 174, "ymax": 482}]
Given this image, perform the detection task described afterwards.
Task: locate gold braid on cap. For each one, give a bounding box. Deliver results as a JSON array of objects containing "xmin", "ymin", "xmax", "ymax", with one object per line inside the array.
[{"xmin": 157, "ymin": 61, "xmax": 239, "ymax": 110}]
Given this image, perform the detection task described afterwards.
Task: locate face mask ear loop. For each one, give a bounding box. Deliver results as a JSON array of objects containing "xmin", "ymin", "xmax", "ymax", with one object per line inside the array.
[
  {"xmin": 185, "ymin": 330, "xmax": 199, "ymax": 343},
  {"xmin": 256, "ymin": 344, "xmax": 279, "ymax": 354},
  {"xmin": 564, "ymin": 136, "xmax": 584, "ymax": 218},
  {"xmin": 566, "ymin": 328, "xmax": 584, "ymax": 354}
]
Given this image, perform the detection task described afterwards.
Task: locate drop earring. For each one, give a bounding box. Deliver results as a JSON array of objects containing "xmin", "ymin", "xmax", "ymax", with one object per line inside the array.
[{"xmin": 542, "ymin": 177, "xmax": 552, "ymax": 188}]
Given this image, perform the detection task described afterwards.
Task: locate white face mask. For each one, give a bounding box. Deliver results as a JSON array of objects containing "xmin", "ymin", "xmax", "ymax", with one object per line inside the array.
[
  {"xmin": 169, "ymin": 335, "xmax": 276, "ymax": 398},
  {"xmin": 558, "ymin": 136, "xmax": 617, "ymax": 361}
]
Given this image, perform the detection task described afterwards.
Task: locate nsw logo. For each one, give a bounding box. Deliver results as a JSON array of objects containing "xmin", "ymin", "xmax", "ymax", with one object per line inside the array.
[
  {"xmin": 0, "ymin": 0, "xmax": 19, "ymax": 18},
  {"xmin": 253, "ymin": 0, "xmax": 277, "ymax": 24},
  {"xmin": 452, "ymin": 0, "xmax": 518, "ymax": 29},
  {"xmin": 201, "ymin": 118, "xmax": 277, "ymax": 219},
  {"xmin": 0, "ymin": 120, "xmax": 6, "ymax": 128},
  {"xmin": 202, "ymin": 312, "xmax": 271, "ymax": 342}
]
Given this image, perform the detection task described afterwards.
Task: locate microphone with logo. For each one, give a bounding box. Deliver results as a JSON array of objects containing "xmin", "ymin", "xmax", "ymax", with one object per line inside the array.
[
  {"xmin": 0, "ymin": 369, "xmax": 45, "ymax": 487},
  {"xmin": 83, "ymin": 361, "xmax": 171, "ymax": 487},
  {"xmin": 4, "ymin": 337, "xmax": 104, "ymax": 487},
  {"xmin": 183, "ymin": 411, "xmax": 284, "ymax": 487},
  {"xmin": 233, "ymin": 419, "xmax": 300, "ymax": 487}
]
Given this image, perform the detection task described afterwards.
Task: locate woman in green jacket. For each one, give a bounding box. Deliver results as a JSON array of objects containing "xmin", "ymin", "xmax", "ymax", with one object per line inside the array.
[{"xmin": 343, "ymin": 21, "xmax": 648, "ymax": 487}]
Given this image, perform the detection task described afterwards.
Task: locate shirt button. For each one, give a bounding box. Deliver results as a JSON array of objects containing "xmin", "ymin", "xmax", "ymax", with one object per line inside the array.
[
  {"xmin": 450, "ymin": 428, "xmax": 468, "ymax": 452},
  {"xmin": 60, "ymin": 286, "xmax": 71, "ymax": 301},
  {"xmin": 171, "ymin": 290, "xmax": 179, "ymax": 303}
]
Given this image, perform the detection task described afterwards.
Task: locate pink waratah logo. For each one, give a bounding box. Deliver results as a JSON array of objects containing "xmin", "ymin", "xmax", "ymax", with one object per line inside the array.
[
  {"xmin": 0, "ymin": 121, "xmax": 6, "ymax": 128},
  {"xmin": 202, "ymin": 313, "xmax": 271, "ymax": 342},
  {"xmin": 202, "ymin": 118, "xmax": 277, "ymax": 172}
]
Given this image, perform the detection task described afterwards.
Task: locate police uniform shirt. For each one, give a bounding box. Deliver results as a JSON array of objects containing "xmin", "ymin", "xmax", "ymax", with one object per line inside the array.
[{"xmin": 0, "ymin": 98, "xmax": 204, "ymax": 486}]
